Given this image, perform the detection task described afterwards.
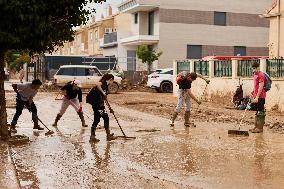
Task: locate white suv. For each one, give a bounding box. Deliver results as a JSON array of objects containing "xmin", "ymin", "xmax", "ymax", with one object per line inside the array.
[
  {"xmin": 53, "ymin": 65, "xmax": 122, "ymax": 93},
  {"xmin": 147, "ymin": 68, "xmax": 173, "ymax": 93}
]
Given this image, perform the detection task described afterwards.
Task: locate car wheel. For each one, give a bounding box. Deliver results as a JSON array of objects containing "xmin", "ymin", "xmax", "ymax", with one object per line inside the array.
[
  {"xmin": 160, "ymin": 82, "xmax": 173, "ymax": 93},
  {"xmin": 108, "ymin": 82, "xmax": 119, "ymax": 94}
]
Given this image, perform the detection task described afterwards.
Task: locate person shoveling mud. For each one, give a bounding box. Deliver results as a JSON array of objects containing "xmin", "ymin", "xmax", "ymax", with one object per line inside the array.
[
  {"xmin": 170, "ymin": 72, "xmax": 210, "ymax": 127},
  {"xmin": 86, "ymin": 74, "xmax": 118, "ymax": 142},
  {"xmin": 52, "ymin": 80, "xmax": 88, "ymax": 127},
  {"xmin": 10, "ymin": 79, "xmax": 44, "ymax": 133},
  {"xmin": 249, "ymin": 62, "xmax": 271, "ymax": 133}
]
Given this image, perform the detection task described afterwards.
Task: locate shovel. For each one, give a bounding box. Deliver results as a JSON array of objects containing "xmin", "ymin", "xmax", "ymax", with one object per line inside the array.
[
  {"xmin": 105, "ymin": 98, "xmax": 136, "ymax": 139},
  {"xmin": 228, "ymin": 107, "xmax": 249, "ymax": 136}
]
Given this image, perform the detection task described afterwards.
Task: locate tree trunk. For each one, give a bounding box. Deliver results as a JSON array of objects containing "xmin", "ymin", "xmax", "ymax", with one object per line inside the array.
[
  {"xmin": 147, "ymin": 62, "xmax": 152, "ymax": 74},
  {"xmin": 0, "ymin": 49, "xmax": 9, "ymax": 139}
]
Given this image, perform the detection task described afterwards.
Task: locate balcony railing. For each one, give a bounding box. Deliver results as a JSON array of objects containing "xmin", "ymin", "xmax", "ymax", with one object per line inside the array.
[{"xmin": 104, "ymin": 32, "xmax": 117, "ymax": 44}]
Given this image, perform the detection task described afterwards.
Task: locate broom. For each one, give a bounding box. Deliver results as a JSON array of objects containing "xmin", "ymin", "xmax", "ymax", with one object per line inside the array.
[{"xmin": 228, "ymin": 107, "xmax": 249, "ymax": 136}]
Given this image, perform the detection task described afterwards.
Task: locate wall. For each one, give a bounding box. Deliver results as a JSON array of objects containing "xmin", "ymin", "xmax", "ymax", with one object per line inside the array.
[{"xmin": 267, "ymin": 0, "xmax": 284, "ymax": 57}]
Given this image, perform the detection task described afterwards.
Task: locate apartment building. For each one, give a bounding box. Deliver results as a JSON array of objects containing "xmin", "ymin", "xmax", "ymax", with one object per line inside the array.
[
  {"xmin": 54, "ymin": 6, "xmax": 115, "ymax": 57},
  {"xmin": 115, "ymin": 0, "xmax": 272, "ymax": 70},
  {"xmin": 262, "ymin": 0, "xmax": 284, "ymax": 58},
  {"xmin": 54, "ymin": 27, "xmax": 88, "ymax": 55},
  {"xmin": 88, "ymin": 7, "xmax": 115, "ymax": 56}
]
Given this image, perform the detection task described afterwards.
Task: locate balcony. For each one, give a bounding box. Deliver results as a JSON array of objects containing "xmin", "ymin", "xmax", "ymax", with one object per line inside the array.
[
  {"xmin": 121, "ymin": 35, "xmax": 159, "ymax": 46},
  {"xmin": 100, "ymin": 32, "xmax": 118, "ymax": 48},
  {"xmin": 118, "ymin": 0, "xmax": 159, "ymax": 13}
]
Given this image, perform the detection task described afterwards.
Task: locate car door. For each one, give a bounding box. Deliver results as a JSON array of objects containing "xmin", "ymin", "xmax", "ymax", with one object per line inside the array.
[
  {"xmin": 74, "ymin": 67, "xmax": 88, "ymax": 88},
  {"xmin": 86, "ymin": 68, "xmax": 102, "ymax": 88}
]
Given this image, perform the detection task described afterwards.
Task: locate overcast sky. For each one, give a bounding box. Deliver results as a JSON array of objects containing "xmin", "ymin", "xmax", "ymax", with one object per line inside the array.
[{"xmin": 89, "ymin": 0, "xmax": 126, "ymax": 20}]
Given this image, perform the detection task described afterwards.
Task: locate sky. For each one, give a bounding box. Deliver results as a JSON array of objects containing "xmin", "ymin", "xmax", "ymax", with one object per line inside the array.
[{"xmin": 89, "ymin": 0, "xmax": 126, "ymax": 20}]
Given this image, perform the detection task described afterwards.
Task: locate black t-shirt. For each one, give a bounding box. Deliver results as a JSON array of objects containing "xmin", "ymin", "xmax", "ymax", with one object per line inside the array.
[
  {"xmin": 179, "ymin": 79, "xmax": 192, "ymax": 90},
  {"xmin": 91, "ymin": 81, "xmax": 108, "ymax": 109},
  {"xmin": 61, "ymin": 83, "xmax": 82, "ymax": 102}
]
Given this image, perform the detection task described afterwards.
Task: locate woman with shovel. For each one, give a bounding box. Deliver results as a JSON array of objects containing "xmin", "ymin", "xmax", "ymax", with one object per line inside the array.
[
  {"xmin": 170, "ymin": 72, "xmax": 210, "ymax": 127},
  {"xmin": 52, "ymin": 80, "xmax": 88, "ymax": 127},
  {"xmin": 86, "ymin": 73, "xmax": 117, "ymax": 142}
]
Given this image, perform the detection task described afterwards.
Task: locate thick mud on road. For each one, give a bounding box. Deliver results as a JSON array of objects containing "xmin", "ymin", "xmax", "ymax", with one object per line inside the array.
[{"xmin": 5, "ymin": 92, "xmax": 284, "ymax": 189}]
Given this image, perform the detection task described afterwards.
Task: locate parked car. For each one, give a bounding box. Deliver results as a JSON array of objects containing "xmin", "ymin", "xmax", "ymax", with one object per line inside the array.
[
  {"xmin": 53, "ymin": 65, "xmax": 122, "ymax": 93},
  {"xmin": 147, "ymin": 68, "xmax": 173, "ymax": 93}
]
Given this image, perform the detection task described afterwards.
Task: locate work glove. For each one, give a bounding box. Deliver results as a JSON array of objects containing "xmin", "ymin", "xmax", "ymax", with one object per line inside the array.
[
  {"xmin": 78, "ymin": 106, "xmax": 83, "ymax": 112},
  {"xmin": 206, "ymin": 79, "xmax": 210, "ymax": 84}
]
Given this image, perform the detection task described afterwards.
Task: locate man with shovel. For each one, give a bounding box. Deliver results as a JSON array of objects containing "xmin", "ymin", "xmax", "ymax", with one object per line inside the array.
[
  {"xmin": 249, "ymin": 62, "xmax": 267, "ymax": 133},
  {"xmin": 170, "ymin": 72, "xmax": 210, "ymax": 127},
  {"xmin": 10, "ymin": 79, "xmax": 44, "ymax": 133},
  {"xmin": 52, "ymin": 80, "xmax": 88, "ymax": 127}
]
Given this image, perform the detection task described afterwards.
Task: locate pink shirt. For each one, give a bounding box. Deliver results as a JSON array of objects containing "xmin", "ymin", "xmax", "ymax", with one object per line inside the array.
[{"xmin": 253, "ymin": 71, "xmax": 266, "ymax": 99}]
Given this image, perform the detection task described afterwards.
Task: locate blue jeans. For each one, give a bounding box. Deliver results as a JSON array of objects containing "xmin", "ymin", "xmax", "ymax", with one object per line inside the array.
[{"xmin": 11, "ymin": 94, "xmax": 38, "ymax": 126}]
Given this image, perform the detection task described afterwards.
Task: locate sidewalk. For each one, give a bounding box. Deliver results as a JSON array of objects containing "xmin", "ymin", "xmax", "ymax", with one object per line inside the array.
[{"xmin": 0, "ymin": 142, "xmax": 20, "ymax": 189}]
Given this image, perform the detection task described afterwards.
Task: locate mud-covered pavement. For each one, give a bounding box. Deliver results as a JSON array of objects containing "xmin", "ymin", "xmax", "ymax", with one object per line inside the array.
[{"xmin": 3, "ymin": 92, "xmax": 284, "ymax": 189}]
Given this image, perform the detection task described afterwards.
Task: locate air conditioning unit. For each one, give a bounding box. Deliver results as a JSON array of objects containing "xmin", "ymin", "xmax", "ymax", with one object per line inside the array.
[{"xmin": 105, "ymin": 28, "xmax": 113, "ymax": 34}]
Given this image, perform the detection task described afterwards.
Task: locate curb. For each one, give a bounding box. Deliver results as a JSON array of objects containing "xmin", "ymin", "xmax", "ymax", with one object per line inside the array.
[{"xmin": 0, "ymin": 142, "xmax": 21, "ymax": 189}]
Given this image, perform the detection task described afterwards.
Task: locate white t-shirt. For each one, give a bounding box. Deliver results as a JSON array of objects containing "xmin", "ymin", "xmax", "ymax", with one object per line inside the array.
[{"xmin": 17, "ymin": 83, "xmax": 38, "ymax": 101}]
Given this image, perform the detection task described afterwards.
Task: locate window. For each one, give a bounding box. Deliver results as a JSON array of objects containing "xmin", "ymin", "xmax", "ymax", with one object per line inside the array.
[
  {"xmin": 57, "ymin": 68, "xmax": 75, "ymax": 76},
  {"xmin": 148, "ymin": 11, "xmax": 154, "ymax": 35},
  {"xmin": 76, "ymin": 68, "xmax": 89, "ymax": 76},
  {"xmin": 234, "ymin": 46, "xmax": 246, "ymax": 56},
  {"xmin": 214, "ymin": 12, "xmax": 226, "ymax": 26},
  {"xmin": 187, "ymin": 45, "xmax": 202, "ymax": 59},
  {"xmin": 134, "ymin": 13, "xmax": 138, "ymax": 24},
  {"xmin": 95, "ymin": 30, "xmax": 98, "ymax": 40},
  {"xmin": 161, "ymin": 70, "xmax": 173, "ymax": 75}
]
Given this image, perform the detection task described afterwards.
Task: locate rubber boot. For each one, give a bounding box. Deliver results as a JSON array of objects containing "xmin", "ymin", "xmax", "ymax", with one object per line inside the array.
[
  {"xmin": 249, "ymin": 116, "xmax": 257, "ymax": 132},
  {"xmin": 106, "ymin": 129, "xmax": 118, "ymax": 141},
  {"xmin": 89, "ymin": 127, "xmax": 100, "ymax": 143},
  {"xmin": 78, "ymin": 112, "xmax": 88, "ymax": 127},
  {"xmin": 184, "ymin": 111, "xmax": 190, "ymax": 127},
  {"xmin": 10, "ymin": 124, "xmax": 17, "ymax": 133},
  {"xmin": 252, "ymin": 111, "xmax": 265, "ymax": 133},
  {"xmin": 170, "ymin": 112, "xmax": 178, "ymax": 127},
  {"xmin": 33, "ymin": 120, "xmax": 44, "ymax": 130},
  {"xmin": 52, "ymin": 114, "xmax": 62, "ymax": 127}
]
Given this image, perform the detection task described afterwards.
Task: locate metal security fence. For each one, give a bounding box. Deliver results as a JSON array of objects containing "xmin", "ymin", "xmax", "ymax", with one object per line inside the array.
[
  {"xmin": 266, "ymin": 59, "xmax": 284, "ymax": 78},
  {"xmin": 177, "ymin": 61, "xmax": 191, "ymax": 73},
  {"xmin": 214, "ymin": 60, "xmax": 232, "ymax": 77},
  {"xmin": 194, "ymin": 60, "xmax": 209, "ymax": 76},
  {"xmin": 238, "ymin": 60, "xmax": 260, "ymax": 77}
]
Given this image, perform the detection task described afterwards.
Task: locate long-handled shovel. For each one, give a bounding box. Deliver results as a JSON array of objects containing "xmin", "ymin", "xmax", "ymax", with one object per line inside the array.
[
  {"xmin": 105, "ymin": 98, "xmax": 136, "ymax": 139},
  {"xmin": 228, "ymin": 107, "xmax": 249, "ymax": 136},
  {"xmin": 24, "ymin": 104, "xmax": 54, "ymax": 136}
]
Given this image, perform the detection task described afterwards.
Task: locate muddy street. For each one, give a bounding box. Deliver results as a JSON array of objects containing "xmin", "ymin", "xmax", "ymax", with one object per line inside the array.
[{"xmin": 3, "ymin": 92, "xmax": 284, "ymax": 189}]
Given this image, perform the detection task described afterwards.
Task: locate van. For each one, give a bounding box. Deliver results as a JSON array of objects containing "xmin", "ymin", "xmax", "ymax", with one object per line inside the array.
[{"xmin": 53, "ymin": 65, "xmax": 122, "ymax": 93}]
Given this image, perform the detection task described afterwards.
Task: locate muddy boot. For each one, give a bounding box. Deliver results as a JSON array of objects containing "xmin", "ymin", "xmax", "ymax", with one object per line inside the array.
[
  {"xmin": 10, "ymin": 124, "xmax": 17, "ymax": 133},
  {"xmin": 52, "ymin": 114, "xmax": 62, "ymax": 127},
  {"xmin": 89, "ymin": 128, "xmax": 100, "ymax": 143},
  {"xmin": 106, "ymin": 129, "xmax": 118, "ymax": 141},
  {"xmin": 249, "ymin": 116, "xmax": 258, "ymax": 132},
  {"xmin": 78, "ymin": 112, "xmax": 88, "ymax": 127},
  {"xmin": 184, "ymin": 111, "xmax": 190, "ymax": 127},
  {"xmin": 33, "ymin": 119, "xmax": 44, "ymax": 130},
  {"xmin": 252, "ymin": 111, "xmax": 265, "ymax": 133},
  {"xmin": 170, "ymin": 112, "xmax": 178, "ymax": 127}
]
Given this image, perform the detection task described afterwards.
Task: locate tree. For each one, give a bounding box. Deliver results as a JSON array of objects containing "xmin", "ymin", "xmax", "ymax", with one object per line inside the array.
[
  {"xmin": 0, "ymin": 0, "xmax": 105, "ymax": 139},
  {"xmin": 137, "ymin": 45, "xmax": 162, "ymax": 73},
  {"xmin": 5, "ymin": 50, "xmax": 30, "ymax": 71}
]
